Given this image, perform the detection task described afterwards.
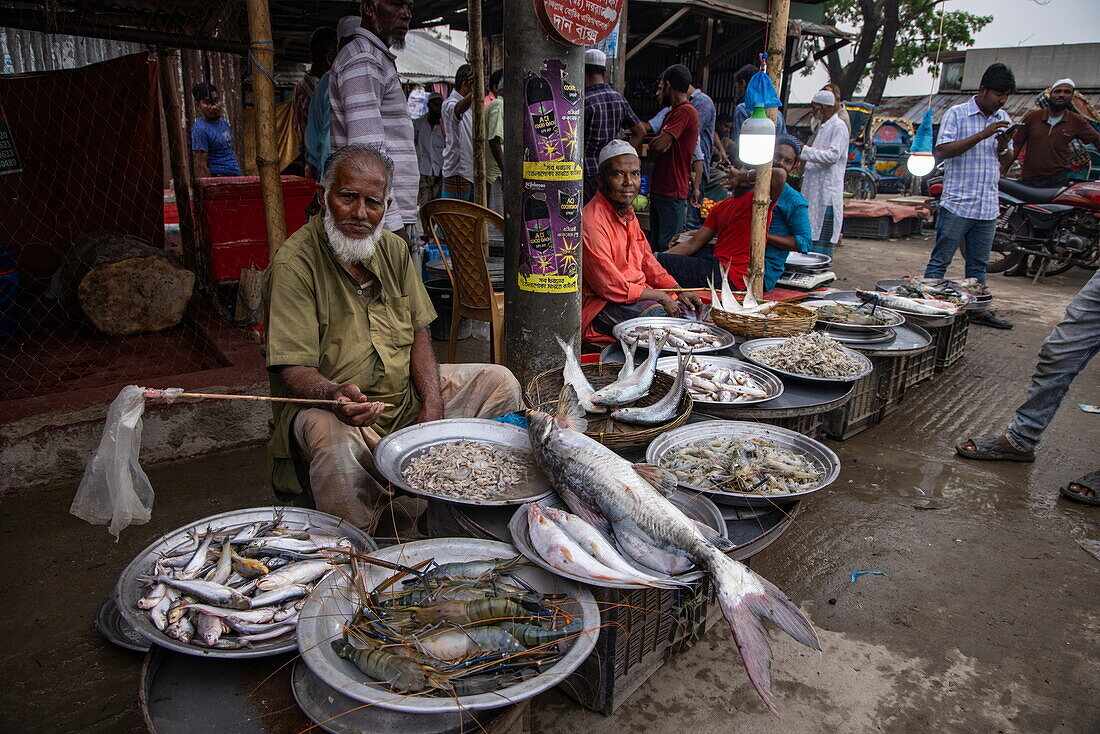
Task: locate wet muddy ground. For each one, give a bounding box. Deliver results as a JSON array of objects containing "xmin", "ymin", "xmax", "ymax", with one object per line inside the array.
[{"xmin": 2, "ymin": 233, "xmax": 1097, "ymax": 732}]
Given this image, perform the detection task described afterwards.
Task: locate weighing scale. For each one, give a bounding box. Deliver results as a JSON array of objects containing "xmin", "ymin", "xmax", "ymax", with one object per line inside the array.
[{"xmin": 777, "ymin": 252, "xmax": 836, "ymax": 289}]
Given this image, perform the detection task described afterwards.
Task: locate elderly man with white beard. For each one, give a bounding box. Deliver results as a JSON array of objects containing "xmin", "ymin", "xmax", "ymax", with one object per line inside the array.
[{"xmin": 263, "ymin": 144, "xmax": 522, "ymax": 535}]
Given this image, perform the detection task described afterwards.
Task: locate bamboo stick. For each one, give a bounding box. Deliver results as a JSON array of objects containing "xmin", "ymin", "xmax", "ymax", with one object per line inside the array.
[
  {"xmin": 746, "ymin": 0, "xmax": 792, "ymax": 300},
  {"xmin": 469, "ymin": 0, "xmax": 487, "ymax": 208},
  {"xmin": 245, "ymin": 0, "xmax": 287, "ymax": 256},
  {"xmin": 144, "ymin": 390, "xmax": 393, "ymax": 408},
  {"xmin": 157, "ymin": 50, "xmax": 200, "ymax": 276}
]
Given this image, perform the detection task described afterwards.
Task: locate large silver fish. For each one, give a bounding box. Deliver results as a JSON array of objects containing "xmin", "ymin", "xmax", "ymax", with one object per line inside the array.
[
  {"xmin": 527, "ymin": 387, "xmax": 820, "ymax": 713},
  {"xmin": 611, "ymin": 349, "xmax": 690, "ymax": 425},
  {"xmin": 591, "ymin": 333, "xmax": 669, "ymax": 407},
  {"xmin": 856, "ymin": 290, "xmax": 956, "ymax": 315},
  {"xmin": 555, "ymin": 335, "xmax": 605, "ymax": 414}
]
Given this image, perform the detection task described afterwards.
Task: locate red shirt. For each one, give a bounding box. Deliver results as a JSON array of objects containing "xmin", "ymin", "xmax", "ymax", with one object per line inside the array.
[
  {"xmin": 651, "ymin": 102, "xmax": 699, "ymax": 199},
  {"xmin": 581, "ymin": 191, "xmax": 681, "ymax": 340},
  {"xmin": 703, "ymin": 191, "xmax": 773, "ymax": 290}
]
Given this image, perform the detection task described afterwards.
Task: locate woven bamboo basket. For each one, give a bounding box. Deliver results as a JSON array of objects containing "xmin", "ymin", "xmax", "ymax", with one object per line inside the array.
[
  {"xmin": 710, "ymin": 302, "xmax": 817, "ymax": 338},
  {"xmin": 524, "ymin": 362, "xmax": 692, "ymax": 452}
]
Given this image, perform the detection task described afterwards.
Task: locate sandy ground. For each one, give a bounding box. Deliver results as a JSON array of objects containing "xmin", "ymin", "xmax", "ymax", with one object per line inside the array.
[{"xmin": 1, "ymin": 233, "xmax": 1097, "ymax": 733}]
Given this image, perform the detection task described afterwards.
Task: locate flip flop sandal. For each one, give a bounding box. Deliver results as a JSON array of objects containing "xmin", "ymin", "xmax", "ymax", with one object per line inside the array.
[
  {"xmin": 955, "ymin": 436, "xmax": 1035, "ymax": 462},
  {"xmin": 1059, "ymin": 472, "xmax": 1100, "ymax": 506}
]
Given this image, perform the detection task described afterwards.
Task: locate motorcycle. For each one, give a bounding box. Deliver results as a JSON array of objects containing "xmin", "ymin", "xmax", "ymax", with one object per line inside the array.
[
  {"xmin": 925, "ymin": 168, "xmax": 1100, "ymax": 277},
  {"xmin": 991, "ymin": 179, "xmax": 1100, "ymax": 276}
]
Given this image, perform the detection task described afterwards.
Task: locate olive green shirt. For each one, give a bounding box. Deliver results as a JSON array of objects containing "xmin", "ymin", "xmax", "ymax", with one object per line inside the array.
[{"xmin": 263, "ymin": 216, "xmax": 436, "ymax": 495}]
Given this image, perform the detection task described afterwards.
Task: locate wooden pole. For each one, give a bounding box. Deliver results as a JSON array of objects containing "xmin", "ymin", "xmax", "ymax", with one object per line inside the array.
[
  {"xmin": 469, "ymin": 0, "xmax": 487, "ymax": 207},
  {"xmin": 245, "ymin": 0, "xmax": 286, "ymax": 256},
  {"xmin": 157, "ymin": 49, "xmax": 200, "ymax": 276},
  {"xmin": 613, "ymin": 1, "xmax": 629, "ymax": 93},
  {"xmin": 746, "ymin": 0, "xmax": 791, "ymax": 300},
  {"xmin": 698, "ymin": 17, "xmax": 715, "ymax": 90}
]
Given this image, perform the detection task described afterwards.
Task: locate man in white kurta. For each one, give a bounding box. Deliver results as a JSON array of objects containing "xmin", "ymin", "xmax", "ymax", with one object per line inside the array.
[{"xmin": 800, "ymin": 90, "xmax": 848, "ymax": 256}]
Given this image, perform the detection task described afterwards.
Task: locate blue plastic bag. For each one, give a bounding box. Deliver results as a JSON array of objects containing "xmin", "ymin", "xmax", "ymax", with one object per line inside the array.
[{"xmin": 743, "ymin": 71, "xmax": 782, "ymax": 111}]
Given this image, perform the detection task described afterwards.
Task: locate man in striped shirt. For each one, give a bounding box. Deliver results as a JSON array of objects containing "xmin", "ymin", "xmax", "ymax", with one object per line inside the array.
[{"xmin": 329, "ymin": 1, "xmax": 418, "ymax": 242}]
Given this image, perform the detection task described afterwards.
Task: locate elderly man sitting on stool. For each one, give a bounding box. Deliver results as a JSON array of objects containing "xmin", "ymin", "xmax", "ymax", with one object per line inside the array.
[
  {"xmin": 263, "ymin": 144, "xmax": 522, "ymax": 535},
  {"xmin": 581, "ymin": 140, "xmax": 704, "ymax": 341}
]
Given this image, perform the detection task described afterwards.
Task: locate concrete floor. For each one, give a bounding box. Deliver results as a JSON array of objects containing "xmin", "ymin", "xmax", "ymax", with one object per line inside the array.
[{"xmin": 2, "ymin": 233, "xmax": 1098, "ymax": 732}]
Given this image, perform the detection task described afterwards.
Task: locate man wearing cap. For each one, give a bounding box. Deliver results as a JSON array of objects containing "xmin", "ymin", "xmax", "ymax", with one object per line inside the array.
[
  {"xmin": 413, "ymin": 92, "xmax": 445, "ymax": 208},
  {"xmin": 799, "ymin": 89, "xmax": 848, "ymax": 256},
  {"xmin": 582, "ymin": 140, "xmax": 704, "ymax": 340},
  {"xmin": 583, "ymin": 49, "xmax": 646, "ymax": 204},
  {"xmin": 1011, "ymin": 79, "xmax": 1100, "ymax": 190},
  {"xmin": 330, "ymin": 3, "xmax": 419, "ymax": 242},
  {"xmin": 306, "ymin": 16, "xmax": 362, "ymax": 178}
]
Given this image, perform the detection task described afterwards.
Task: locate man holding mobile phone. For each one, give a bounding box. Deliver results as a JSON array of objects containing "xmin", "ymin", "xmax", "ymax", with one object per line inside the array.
[
  {"xmin": 922, "ymin": 63, "xmax": 1017, "ymax": 329},
  {"xmin": 1009, "ymin": 78, "xmax": 1100, "ymax": 190}
]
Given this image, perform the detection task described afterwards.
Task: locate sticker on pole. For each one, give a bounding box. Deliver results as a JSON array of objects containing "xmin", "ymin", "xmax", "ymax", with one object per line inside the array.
[
  {"xmin": 519, "ymin": 60, "xmax": 581, "ymax": 294},
  {"xmin": 533, "ymin": 0, "xmax": 623, "ymax": 46}
]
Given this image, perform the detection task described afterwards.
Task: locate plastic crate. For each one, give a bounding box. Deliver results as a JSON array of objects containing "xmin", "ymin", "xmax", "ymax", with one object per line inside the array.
[
  {"xmin": 824, "ymin": 354, "xmax": 908, "ymax": 440},
  {"xmin": 841, "ymin": 214, "xmax": 924, "ymax": 240},
  {"xmin": 755, "ymin": 413, "xmax": 826, "ymax": 441},
  {"xmin": 903, "ymin": 344, "xmax": 938, "ymax": 388},
  {"xmin": 935, "ymin": 315, "xmax": 970, "ymax": 371},
  {"xmin": 561, "ymin": 578, "xmax": 715, "ymax": 714}
]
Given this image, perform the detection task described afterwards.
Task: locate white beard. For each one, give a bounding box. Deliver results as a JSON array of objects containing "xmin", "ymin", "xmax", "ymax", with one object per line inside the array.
[{"xmin": 322, "ymin": 208, "xmax": 384, "ymax": 264}]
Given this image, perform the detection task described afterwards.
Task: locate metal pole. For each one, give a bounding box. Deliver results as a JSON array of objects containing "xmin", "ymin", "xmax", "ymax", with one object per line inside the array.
[
  {"xmin": 746, "ymin": 0, "xmax": 791, "ymax": 299},
  {"xmin": 503, "ymin": 1, "xmax": 584, "ymax": 385},
  {"xmin": 245, "ymin": 0, "xmax": 286, "ymax": 256},
  {"xmin": 469, "ymin": 0, "xmax": 487, "ymax": 207}
]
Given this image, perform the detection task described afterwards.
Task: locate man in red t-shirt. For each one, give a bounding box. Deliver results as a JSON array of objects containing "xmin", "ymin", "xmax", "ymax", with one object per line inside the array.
[
  {"xmin": 647, "ymin": 64, "xmax": 699, "ymax": 252},
  {"xmin": 657, "ymin": 166, "xmax": 787, "ymax": 289}
]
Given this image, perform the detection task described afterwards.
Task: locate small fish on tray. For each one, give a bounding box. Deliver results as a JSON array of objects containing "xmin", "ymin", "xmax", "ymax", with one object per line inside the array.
[
  {"xmin": 673, "ymin": 356, "xmax": 772, "ymax": 403},
  {"xmin": 402, "ymin": 440, "xmax": 539, "ymax": 501},
  {"xmin": 750, "ymin": 332, "xmax": 867, "ymax": 379},
  {"xmin": 619, "ymin": 322, "xmax": 727, "ymax": 350},
  {"xmin": 658, "ymin": 436, "xmax": 823, "ymax": 496},
  {"xmin": 813, "ymin": 302, "xmax": 892, "ymax": 326}
]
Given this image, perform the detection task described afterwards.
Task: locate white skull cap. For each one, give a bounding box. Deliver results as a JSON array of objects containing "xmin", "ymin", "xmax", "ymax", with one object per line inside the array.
[
  {"xmin": 812, "ymin": 90, "xmax": 836, "ymax": 106},
  {"xmin": 337, "ymin": 16, "xmax": 361, "ymax": 40},
  {"xmin": 584, "ymin": 48, "xmax": 607, "ymax": 67},
  {"xmin": 598, "ymin": 139, "xmax": 639, "ymax": 167},
  {"xmin": 1052, "ymin": 78, "xmax": 1075, "ymax": 90}
]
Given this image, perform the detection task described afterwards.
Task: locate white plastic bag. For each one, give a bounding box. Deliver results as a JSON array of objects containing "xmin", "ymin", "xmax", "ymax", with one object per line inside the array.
[{"xmin": 70, "ymin": 385, "xmax": 158, "ymax": 538}]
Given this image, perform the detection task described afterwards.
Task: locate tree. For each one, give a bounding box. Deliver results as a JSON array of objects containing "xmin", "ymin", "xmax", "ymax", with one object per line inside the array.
[{"xmin": 814, "ymin": 0, "xmax": 992, "ymax": 104}]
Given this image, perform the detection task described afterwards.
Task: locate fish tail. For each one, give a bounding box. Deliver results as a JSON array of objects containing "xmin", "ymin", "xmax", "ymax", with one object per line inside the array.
[{"xmin": 703, "ymin": 548, "xmax": 820, "ymax": 714}]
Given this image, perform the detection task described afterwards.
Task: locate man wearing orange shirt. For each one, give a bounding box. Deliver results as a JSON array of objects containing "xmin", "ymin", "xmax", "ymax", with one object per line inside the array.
[{"xmin": 582, "ymin": 140, "xmax": 703, "ymax": 340}]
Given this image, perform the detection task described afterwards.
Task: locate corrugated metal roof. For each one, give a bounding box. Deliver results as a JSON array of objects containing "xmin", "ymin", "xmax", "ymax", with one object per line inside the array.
[{"xmin": 393, "ymin": 30, "xmax": 466, "ymax": 84}]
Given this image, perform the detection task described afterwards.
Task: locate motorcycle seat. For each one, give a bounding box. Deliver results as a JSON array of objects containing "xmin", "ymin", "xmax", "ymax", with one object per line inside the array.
[{"xmin": 999, "ymin": 178, "xmax": 1063, "ymax": 204}]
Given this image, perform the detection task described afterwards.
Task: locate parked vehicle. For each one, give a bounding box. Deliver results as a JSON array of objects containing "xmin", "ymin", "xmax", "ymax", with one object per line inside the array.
[{"xmin": 991, "ymin": 179, "xmax": 1100, "ymax": 276}]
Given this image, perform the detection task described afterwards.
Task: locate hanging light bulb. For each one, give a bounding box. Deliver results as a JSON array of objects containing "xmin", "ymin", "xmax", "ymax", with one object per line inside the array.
[
  {"xmin": 906, "ymin": 108, "xmax": 936, "ymax": 177},
  {"xmin": 738, "ymin": 105, "xmax": 776, "ymax": 166}
]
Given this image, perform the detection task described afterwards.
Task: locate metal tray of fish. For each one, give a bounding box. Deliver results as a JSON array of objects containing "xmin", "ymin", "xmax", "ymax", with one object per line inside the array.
[
  {"xmin": 802, "ymin": 299, "xmax": 906, "ymax": 331},
  {"xmin": 655, "ymin": 355, "xmax": 783, "ymax": 406},
  {"xmin": 96, "ymin": 593, "xmax": 151, "ymax": 653},
  {"xmin": 507, "ymin": 490, "xmax": 726, "ymax": 589},
  {"xmin": 818, "ymin": 326, "xmax": 898, "ymax": 346},
  {"xmin": 646, "ymin": 421, "xmax": 841, "ymax": 508},
  {"xmin": 291, "ymin": 660, "xmax": 510, "ymax": 734},
  {"xmin": 612, "ymin": 316, "xmax": 736, "ymax": 354},
  {"xmin": 373, "ymin": 419, "xmax": 553, "ymax": 506},
  {"xmin": 116, "ymin": 507, "xmax": 376, "ymax": 659},
  {"xmin": 739, "ymin": 337, "xmax": 874, "ymax": 384},
  {"xmin": 296, "ymin": 538, "xmax": 600, "ymax": 714},
  {"xmin": 785, "ymin": 252, "xmax": 832, "ymax": 271}
]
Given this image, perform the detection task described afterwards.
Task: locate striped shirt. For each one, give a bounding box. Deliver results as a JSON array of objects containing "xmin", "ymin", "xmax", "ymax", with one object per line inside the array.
[
  {"xmin": 938, "ymin": 96, "xmax": 1012, "ymax": 220},
  {"xmin": 583, "ymin": 83, "xmax": 640, "ymax": 180},
  {"xmin": 291, "ymin": 73, "xmax": 318, "ymax": 147},
  {"xmin": 329, "ymin": 28, "xmax": 418, "ymax": 229}
]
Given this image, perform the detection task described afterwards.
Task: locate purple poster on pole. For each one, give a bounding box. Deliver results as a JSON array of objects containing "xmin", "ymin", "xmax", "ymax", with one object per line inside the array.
[{"xmin": 519, "ymin": 59, "xmax": 581, "ymax": 293}]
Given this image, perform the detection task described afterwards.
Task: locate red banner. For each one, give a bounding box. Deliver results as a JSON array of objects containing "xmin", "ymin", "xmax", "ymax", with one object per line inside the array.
[{"xmin": 533, "ymin": 0, "xmax": 623, "ymax": 46}]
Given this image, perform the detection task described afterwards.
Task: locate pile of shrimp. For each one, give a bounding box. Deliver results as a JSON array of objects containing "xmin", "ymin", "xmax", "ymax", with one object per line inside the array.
[{"xmin": 332, "ymin": 555, "xmax": 581, "ymax": 697}]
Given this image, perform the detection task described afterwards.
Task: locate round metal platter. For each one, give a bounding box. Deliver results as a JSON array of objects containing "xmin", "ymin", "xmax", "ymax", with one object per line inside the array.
[
  {"xmin": 291, "ymin": 661, "xmax": 507, "ymax": 734},
  {"xmin": 507, "ymin": 490, "xmax": 726, "ymax": 589},
  {"xmin": 612, "ymin": 316, "xmax": 736, "ymax": 354},
  {"xmin": 802, "ymin": 299, "xmax": 906, "ymax": 331},
  {"xmin": 786, "ymin": 252, "xmax": 832, "ymax": 270},
  {"xmin": 818, "ymin": 326, "xmax": 898, "ymax": 346},
  {"xmin": 646, "ymin": 421, "xmax": 841, "ymax": 508},
  {"xmin": 655, "ymin": 355, "xmax": 783, "ymax": 407},
  {"xmin": 296, "ymin": 538, "xmax": 600, "ymax": 714},
  {"xmin": 96, "ymin": 593, "xmax": 151, "ymax": 652},
  {"xmin": 739, "ymin": 336, "xmax": 875, "ymax": 384},
  {"xmin": 116, "ymin": 507, "xmax": 377, "ymax": 659},
  {"xmin": 373, "ymin": 419, "xmax": 553, "ymax": 506}
]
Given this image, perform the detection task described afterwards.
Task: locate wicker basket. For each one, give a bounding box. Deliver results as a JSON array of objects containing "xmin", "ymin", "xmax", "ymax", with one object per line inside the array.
[
  {"xmin": 524, "ymin": 362, "xmax": 692, "ymax": 452},
  {"xmin": 710, "ymin": 302, "xmax": 816, "ymax": 338}
]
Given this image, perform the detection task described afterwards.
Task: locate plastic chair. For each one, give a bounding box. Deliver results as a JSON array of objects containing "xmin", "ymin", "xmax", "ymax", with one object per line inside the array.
[{"xmin": 420, "ymin": 199, "xmax": 505, "ymax": 364}]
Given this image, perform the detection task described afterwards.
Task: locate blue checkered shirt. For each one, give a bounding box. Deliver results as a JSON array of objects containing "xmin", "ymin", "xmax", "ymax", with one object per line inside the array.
[
  {"xmin": 938, "ymin": 97, "xmax": 1012, "ymax": 220},
  {"xmin": 583, "ymin": 83, "xmax": 641, "ymax": 179}
]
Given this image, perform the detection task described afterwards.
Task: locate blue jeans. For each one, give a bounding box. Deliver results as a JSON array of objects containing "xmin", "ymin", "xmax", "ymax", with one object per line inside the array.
[
  {"xmin": 925, "ymin": 207, "xmax": 997, "ymax": 284},
  {"xmin": 1005, "ymin": 271, "xmax": 1100, "ymax": 453},
  {"xmin": 649, "ymin": 194, "xmax": 687, "ymax": 252},
  {"xmin": 685, "ymin": 202, "xmax": 702, "ymax": 231}
]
